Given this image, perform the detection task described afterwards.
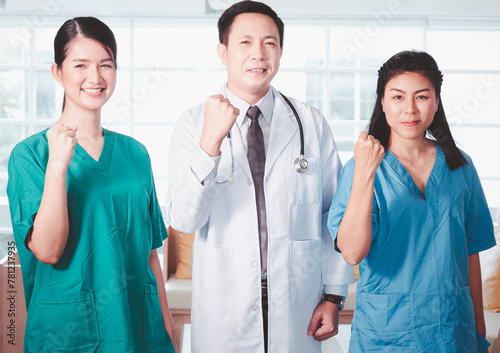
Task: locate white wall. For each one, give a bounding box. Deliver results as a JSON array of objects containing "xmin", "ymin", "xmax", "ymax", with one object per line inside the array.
[{"xmin": 3, "ymin": 0, "xmax": 500, "ymax": 18}]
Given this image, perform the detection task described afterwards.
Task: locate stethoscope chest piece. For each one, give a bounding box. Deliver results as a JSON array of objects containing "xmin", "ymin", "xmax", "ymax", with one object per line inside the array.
[{"xmin": 294, "ymin": 156, "xmax": 308, "ymax": 173}]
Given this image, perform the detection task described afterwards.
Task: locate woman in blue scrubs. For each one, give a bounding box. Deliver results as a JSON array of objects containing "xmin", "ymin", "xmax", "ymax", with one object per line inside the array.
[
  {"xmin": 7, "ymin": 17, "xmax": 177, "ymax": 352},
  {"xmin": 328, "ymin": 50, "xmax": 496, "ymax": 352}
]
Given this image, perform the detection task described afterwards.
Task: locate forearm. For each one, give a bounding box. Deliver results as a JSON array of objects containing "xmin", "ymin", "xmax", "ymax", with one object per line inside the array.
[
  {"xmin": 149, "ymin": 250, "xmax": 177, "ymax": 351},
  {"xmin": 29, "ymin": 161, "xmax": 70, "ymax": 264},
  {"xmin": 468, "ymin": 253, "xmax": 486, "ymax": 337},
  {"xmin": 337, "ymin": 169, "xmax": 375, "ymax": 265}
]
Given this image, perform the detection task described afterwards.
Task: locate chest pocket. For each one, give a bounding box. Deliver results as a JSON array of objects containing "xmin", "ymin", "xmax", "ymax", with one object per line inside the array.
[{"xmin": 285, "ymin": 157, "xmax": 321, "ymax": 205}]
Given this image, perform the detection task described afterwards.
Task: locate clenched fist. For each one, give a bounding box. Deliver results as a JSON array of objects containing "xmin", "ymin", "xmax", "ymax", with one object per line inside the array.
[
  {"xmin": 200, "ymin": 94, "xmax": 240, "ymax": 157},
  {"xmin": 47, "ymin": 122, "xmax": 78, "ymax": 173},
  {"xmin": 353, "ymin": 131, "xmax": 385, "ymax": 176}
]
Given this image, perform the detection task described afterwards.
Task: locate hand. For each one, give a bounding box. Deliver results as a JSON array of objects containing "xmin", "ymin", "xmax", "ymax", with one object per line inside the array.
[
  {"xmin": 307, "ymin": 300, "xmax": 340, "ymax": 341},
  {"xmin": 200, "ymin": 94, "xmax": 240, "ymax": 157},
  {"xmin": 353, "ymin": 131, "xmax": 385, "ymax": 177},
  {"xmin": 47, "ymin": 122, "xmax": 78, "ymax": 174}
]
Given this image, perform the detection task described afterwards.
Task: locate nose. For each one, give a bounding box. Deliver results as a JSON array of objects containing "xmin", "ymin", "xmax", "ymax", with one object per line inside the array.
[
  {"xmin": 405, "ymin": 98, "xmax": 417, "ymax": 114},
  {"xmin": 250, "ymin": 43, "xmax": 266, "ymax": 60},
  {"xmin": 87, "ymin": 65, "xmax": 103, "ymax": 83}
]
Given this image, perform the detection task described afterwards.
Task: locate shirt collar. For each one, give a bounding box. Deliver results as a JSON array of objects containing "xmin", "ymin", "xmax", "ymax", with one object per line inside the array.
[{"xmin": 225, "ymin": 85, "xmax": 274, "ymax": 127}]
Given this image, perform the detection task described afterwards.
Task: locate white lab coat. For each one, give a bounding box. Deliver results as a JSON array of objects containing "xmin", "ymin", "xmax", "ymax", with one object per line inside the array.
[{"xmin": 166, "ymin": 86, "xmax": 354, "ymax": 353}]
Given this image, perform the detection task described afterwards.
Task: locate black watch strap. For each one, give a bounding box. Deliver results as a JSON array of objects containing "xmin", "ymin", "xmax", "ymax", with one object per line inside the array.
[{"xmin": 321, "ymin": 293, "xmax": 345, "ymax": 311}]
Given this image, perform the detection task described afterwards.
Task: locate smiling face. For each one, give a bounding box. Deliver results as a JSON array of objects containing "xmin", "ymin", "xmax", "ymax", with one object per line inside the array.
[
  {"xmin": 52, "ymin": 36, "xmax": 116, "ymax": 113},
  {"xmin": 218, "ymin": 12, "xmax": 283, "ymax": 104},
  {"xmin": 382, "ymin": 72, "xmax": 439, "ymax": 144}
]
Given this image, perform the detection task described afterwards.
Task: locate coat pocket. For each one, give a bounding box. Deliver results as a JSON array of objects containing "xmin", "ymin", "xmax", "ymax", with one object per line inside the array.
[
  {"xmin": 144, "ymin": 283, "xmax": 169, "ymax": 347},
  {"xmin": 194, "ymin": 246, "xmax": 235, "ymax": 312},
  {"xmin": 40, "ymin": 290, "xmax": 100, "ymax": 352},
  {"xmin": 290, "ymin": 239, "xmax": 322, "ymax": 303}
]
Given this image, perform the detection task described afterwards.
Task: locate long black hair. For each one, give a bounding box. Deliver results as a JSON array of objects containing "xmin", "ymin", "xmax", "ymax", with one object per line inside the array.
[
  {"xmin": 368, "ymin": 50, "xmax": 467, "ymax": 170},
  {"xmin": 54, "ymin": 17, "xmax": 117, "ymax": 110}
]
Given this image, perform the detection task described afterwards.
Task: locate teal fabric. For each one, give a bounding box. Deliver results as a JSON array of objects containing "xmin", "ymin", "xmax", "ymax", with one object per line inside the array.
[
  {"xmin": 7, "ymin": 129, "xmax": 174, "ymax": 353},
  {"xmin": 328, "ymin": 145, "xmax": 496, "ymax": 352}
]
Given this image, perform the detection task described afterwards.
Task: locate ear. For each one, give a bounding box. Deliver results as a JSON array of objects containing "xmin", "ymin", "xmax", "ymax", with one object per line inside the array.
[
  {"xmin": 381, "ymin": 97, "xmax": 385, "ymax": 112},
  {"xmin": 279, "ymin": 45, "xmax": 284, "ymax": 59},
  {"xmin": 217, "ymin": 43, "xmax": 227, "ymax": 66},
  {"xmin": 51, "ymin": 63, "xmax": 64, "ymax": 86}
]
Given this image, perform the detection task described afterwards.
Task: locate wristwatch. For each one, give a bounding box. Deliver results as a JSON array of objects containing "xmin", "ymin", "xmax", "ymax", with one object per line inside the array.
[{"xmin": 321, "ymin": 293, "xmax": 345, "ymax": 311}]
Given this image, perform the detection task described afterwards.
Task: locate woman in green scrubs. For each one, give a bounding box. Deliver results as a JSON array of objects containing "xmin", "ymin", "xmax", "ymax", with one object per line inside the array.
[{"xmin": 7, "ymin": 17, "xmax": 177, "ymax": 353}]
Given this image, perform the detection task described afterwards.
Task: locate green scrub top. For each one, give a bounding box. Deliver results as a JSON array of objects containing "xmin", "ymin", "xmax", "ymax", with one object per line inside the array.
[{"xmin": 7, "ymin": 129, "xmax": 175, "ymax": 353}]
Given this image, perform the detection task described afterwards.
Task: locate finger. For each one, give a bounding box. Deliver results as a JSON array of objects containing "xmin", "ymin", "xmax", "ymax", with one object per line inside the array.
[
  {"xmin": 307, "ymin": 313, "xmax": 321, "ymax": 336},
  {"xmin": 359, "ymin": 131, "xmax": 368, "ymax": 140},
  {"xmin": 233, "ymin": 107, "xmax": 240, "ymax": 116}
]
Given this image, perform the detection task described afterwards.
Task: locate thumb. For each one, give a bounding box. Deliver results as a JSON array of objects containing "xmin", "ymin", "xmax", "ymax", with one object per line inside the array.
[{"xmin": 307, "ymin": 311, "xmax": 321, "ymax": 336}]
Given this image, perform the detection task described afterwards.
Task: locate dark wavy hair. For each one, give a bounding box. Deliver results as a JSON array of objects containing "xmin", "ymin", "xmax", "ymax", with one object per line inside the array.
[
  {"xmin": 368, "ymin": 50, "xmax": 467, "ymax": 170},
  {"xmin": 218, "ymin": 0, "xmax": 284, "ymax": 47},
  {"xmin": 54, "ymin": 17, "xmax": 117, "ymax": 110}
]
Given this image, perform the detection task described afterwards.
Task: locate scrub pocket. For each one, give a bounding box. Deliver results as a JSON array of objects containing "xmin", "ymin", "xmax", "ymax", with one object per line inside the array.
[
  {"xmin": 144, "ymin": 283, "xmax": 168, "ymax": 347},
  {"xmin": 356, "ymin": 291, "xmax": 416, "ymax": 349},
  {"xmin": 290, "ymin": 239, "xmax": 322, "ymax": 303},
  {"xmin": 194, "ymin": 246, "xmax": 235, "ymax": 312},
  {"xmin": 40, "ymin": 290, "xmax": 100, "ymax": 352}
]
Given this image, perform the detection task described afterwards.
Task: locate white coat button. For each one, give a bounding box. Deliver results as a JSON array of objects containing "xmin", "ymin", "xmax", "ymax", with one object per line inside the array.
[
  {"xmin": 252, "ymin": 262, "xmax": 258, "ymax": 268},
  {"xmin": 247, "ymin": 179, "xmax": 252, "ymax": 185},
  {"xmin": 252, "ymin": 304, "xmax": 259, "ymax": 311},
  {"xmin": 249, "ymin": 221, "xmax": 256, "ymax": 228}
]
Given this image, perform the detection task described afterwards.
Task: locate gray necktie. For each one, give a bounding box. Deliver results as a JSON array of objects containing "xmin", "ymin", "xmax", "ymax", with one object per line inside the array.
[{"xmin": 246, "ymin": 106, "xmax": 268, "ymax": 274}]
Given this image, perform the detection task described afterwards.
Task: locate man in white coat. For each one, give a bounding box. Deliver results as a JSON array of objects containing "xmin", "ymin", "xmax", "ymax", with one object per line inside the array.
[{"xmin": 166, "ymin": 1, "xmax": 354, "ymax": 352}]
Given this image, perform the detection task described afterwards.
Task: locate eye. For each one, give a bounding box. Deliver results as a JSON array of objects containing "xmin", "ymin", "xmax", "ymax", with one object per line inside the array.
[
  {"xmin": 416, "ymin": 95, "xmax": 429, "ymax": 100},
  {"xmin": 240, "ymin": 40, "xmax": 250, "ymax": 45},
  {"xmin": 392, "ymin": 95, "xmax": 403, "ymax": 100},
  {"xmin": 101, "ymin": 64, "xmax": 114, "ymax": 69},
  {"xmin": 75, "ymin": 64, "xmax": 85, "ymax": 68},
  {"xmin": 265, "ymin": 41, "xmax": 276, "ymax": 47}
]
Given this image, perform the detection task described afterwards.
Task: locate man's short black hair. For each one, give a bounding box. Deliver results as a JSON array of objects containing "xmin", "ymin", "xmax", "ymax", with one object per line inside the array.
[{"xmin": 218, "ymin": 1, "xmax": 284, "ymax": 47}]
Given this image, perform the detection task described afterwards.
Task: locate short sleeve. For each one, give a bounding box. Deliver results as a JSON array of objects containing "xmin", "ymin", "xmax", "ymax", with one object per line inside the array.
[
  {"xmin": 149, "ymin": 170, "xmax": 168, "ymax": 250},
  {"xmin": 327, "ymin": 158, "xmax": 379, "ymax": 253},
  {"xmin": 7, "ymin": 142, "xmax": 46, "ymax": 251},
  {"xmin": 464, "ymin": 161, "xmax": 496, "ymax": 255}
]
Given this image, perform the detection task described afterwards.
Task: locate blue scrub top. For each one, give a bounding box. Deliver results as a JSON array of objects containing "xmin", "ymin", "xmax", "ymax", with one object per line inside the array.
[
  {"xmin": 328, "ymin": 145, "xmax": 496, "ymax": 352},
  {"xmin": 7, "ymin": 129, "xmax": 175, "ymax": 353}
]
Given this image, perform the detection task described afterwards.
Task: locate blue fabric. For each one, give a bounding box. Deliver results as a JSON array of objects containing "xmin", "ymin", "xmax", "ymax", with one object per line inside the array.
[{"xmin": 328, "ymin": 145, "xmax": 496, "ymax": 352}]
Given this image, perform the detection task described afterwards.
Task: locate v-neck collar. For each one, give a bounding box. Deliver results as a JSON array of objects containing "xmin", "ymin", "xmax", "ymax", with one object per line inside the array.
[
  {"xmin": 385, "ymin": 143, "xmax": 445, "ymax": 200},
  {"xmin": 74, "ymin": 128, "xmax": 114, "ymax": 172}
]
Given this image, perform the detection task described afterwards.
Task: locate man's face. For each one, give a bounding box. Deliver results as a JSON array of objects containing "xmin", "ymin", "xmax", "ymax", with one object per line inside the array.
[{"xmin": 218, "ymin": 12, "xmax": 283, "ymax": 104}]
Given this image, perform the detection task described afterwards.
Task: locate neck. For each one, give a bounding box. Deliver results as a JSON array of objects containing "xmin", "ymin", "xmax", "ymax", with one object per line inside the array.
[
  {"xmin": 227, "ymin": 84, "xmax": 269, "ymax": 105},
  {"xmin": 59, "ymin": 104, "xmax": 103, "ymax": 140},
  {"xmin": 388, "ymin": 134, "xmax": 433, "ymax": 161}
]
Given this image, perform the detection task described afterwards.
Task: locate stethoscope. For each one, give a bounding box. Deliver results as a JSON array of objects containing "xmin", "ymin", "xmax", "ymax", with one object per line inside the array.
[{"xmin": 217, "ymin": 92, "xmax": 307, "ymax": 184}]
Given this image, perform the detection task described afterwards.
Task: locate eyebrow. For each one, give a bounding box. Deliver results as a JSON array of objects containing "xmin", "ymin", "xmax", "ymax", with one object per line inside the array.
[
  {"xmin": 389, "ymin": 88, "xmax": 431, "ymax": 94},
  {"xmin": 72, "ymin": 58, "xmax": 114, "ymax": 63},
  {"xmin": 239, "ymin": 34, "xmax": 279, "ymax": 41}
]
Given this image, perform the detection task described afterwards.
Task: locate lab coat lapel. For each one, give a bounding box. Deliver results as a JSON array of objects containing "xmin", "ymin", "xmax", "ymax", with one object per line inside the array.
[
  {"xmin": 230, "ymin": 123, "xmax": 253, "ymax": 180},
  {"xmin": 265, "ymin": 89, "xmax": 298, "ymax": 180}
]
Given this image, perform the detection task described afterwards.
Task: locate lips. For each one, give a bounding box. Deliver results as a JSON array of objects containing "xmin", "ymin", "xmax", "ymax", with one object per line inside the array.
[
  {"xmin": 248, "ymin": 68, "xmax": 267, "ymax": 72},
  {"xmin": 402, "ymin": 120, "xmax": 419, "ymax": 127}
]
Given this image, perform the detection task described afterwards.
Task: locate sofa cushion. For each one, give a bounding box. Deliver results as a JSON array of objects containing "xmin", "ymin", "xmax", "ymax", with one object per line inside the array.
[
  {"xmin": 165, "ymin": 277, "xmax": 192, "ymax": 310},
  {"xmin": 174, "ymin": 232, "xmax": 195, "ymax": 279},
  {"xmin": 481, "ymin": 227, "xmax": 500, "ymax": 312}
]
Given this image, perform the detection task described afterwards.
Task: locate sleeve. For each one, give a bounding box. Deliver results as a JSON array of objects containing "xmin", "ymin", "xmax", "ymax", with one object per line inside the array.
[
  {"xmin": 319, "ymin": 113, "xmax": 355, "ymax": 293},
  {"xmin": 464, "ymin": 161, "xmax": 496, "ymax": 255},
  {"xmin": 165, "ymin": 107, "xmax": 226, "ymax": 233},
  {"xmin": 7, "ymin": 143, "xmax": 45, "ymax": 252},
  {"xmin": 327, "ymin": 159, "xmax": 379, "ymax": 253},
  {"xmin": 150, "ymin": 173, "xmax": 168, "ymax": 250}
]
